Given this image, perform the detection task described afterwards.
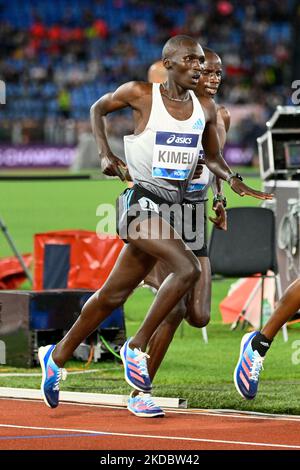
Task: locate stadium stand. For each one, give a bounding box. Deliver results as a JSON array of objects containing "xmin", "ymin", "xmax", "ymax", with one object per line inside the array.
[{"xmin": 0, "ymin": 0, "xmax": 296, "ymax": 153}]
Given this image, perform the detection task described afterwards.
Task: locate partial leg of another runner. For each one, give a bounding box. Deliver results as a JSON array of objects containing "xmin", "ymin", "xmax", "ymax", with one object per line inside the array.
[{"xmin": 234, "ymin": 278, "xmax": 300, "ymax": 400}]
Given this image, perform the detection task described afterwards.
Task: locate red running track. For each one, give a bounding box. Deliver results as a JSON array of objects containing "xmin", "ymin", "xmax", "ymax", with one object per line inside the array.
[{"xmin": 1, "ymin": 398, "xmax": 300, "ymax": 450}]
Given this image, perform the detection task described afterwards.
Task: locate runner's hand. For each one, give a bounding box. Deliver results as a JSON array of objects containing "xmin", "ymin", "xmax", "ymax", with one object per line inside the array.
[
  {"xmin": 100, "ymin": 153, "xmax": 127, "ymax": 181},
  {"xmin": 124, "ymin": 169, "xmax": 133, "ymax": 182},
  {"xmin": 209, "ymin": 201, "xmax": 227, "ymax": 231},
  {"xmin": 230, "ymin": 178, "xmax": 273, "ymax": 200}
]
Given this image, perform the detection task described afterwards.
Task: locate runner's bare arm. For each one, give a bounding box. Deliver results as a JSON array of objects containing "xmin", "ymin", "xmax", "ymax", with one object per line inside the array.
[
  {"xmin": 209, "ymin": 105, "xmax": 230, "ymax": 230},
  {"xmin": 201, "ymin": 98, "xmax": 273, "ymax": 200},
  {"xmin": 211, "ymin": 105, "xmax": 231, "ymax": 194},
  {"xmin": 90, "ymin": 82, "xmax": 144, "ymax": 180}
]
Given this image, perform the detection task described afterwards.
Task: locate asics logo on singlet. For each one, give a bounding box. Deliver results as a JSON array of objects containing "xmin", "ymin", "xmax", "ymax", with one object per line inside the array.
[
  {"xmin": 166, "ymin": 134, "xmax": 192, "ymax": 145},
  {"xmin": 156, "ymin": 131, "xmax": 198, "ymax": 148}
]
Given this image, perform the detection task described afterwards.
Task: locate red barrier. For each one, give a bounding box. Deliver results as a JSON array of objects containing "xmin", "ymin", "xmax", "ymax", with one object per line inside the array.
[
  {"xmin": 0, "ymin": 254, "xmax": 33, "ymax": 289},
  {"xmin": 34, "ymin": 230, "xmax": 124, "ymax": 290},
  {"xmin": 219, "ymin": 273, "xmax": 275, "ymax": 329}
]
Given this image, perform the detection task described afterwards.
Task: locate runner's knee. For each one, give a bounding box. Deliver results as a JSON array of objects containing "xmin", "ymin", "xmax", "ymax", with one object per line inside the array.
[{"xmin": 186, "ymin": 309, "xmax": 210, "ymax": 328}]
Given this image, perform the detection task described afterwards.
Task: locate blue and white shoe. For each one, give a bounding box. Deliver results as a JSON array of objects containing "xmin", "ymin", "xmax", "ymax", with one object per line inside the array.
[
  {"xmin": 128, "ymin": 391, "xmax": 165, "ymax": 418},
  {"xmin": 38, "ymin": 345, "xmax": 67, "ymax": 408},
  {"xmin": 120, "ymin": 338, "xmax": 152, "ymax": 392},
  {"xmin": 234, "ymin": 332, "xmax": 264, "ymax": 400}
]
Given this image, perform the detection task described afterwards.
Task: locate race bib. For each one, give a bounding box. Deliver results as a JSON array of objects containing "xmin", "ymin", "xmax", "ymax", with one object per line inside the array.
[
  {"xmin": 152, "ymin": 131, "xmax": 199, "ymax": 181},
  {"xmin": 186, "ymin": 150, "xmax": 210, "ymax": 192}
]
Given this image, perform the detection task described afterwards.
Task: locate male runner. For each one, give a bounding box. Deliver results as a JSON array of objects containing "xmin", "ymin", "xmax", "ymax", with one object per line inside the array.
[
  {"xmin": 38, "ymin": 35, "xmax": 272, "ymax": 409},
  {"xmin": 128, "ymin": 48, "xmax": 230, "ymax": 417}
]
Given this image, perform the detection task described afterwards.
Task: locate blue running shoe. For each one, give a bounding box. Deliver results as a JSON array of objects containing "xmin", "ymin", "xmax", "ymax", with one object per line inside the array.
[
  {"xmin": 38, "ymin": 345, "xmax": 67, "ymax": 408},
  {"xmin": 128, "ymin": 392, "xmax": 165, "ymax": 418},
  {"xmin": 234, "ymin": 332, "xmax": 264, "ymax": 400},
  {"xmin": 120, "ymin": 338, "xmax": 152, "ymax": 392}
]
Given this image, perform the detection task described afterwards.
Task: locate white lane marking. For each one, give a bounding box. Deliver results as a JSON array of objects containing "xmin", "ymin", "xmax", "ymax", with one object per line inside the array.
[
  {"xmin": 0, "ymin": 423, "xmax": 300, "ymax": 449},
  {"xmin": 0, "ymin": 370, "xmax": 99, "ymax": 377}
]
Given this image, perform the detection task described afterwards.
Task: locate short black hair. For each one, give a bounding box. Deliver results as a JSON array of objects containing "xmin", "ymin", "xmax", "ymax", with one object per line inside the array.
[
  {"xmin": 203, "ymin": 47, "xmax": 221, "ymax": 62},
  {"xmin": 162, "ymin": 35, "xmax": 200, "ymax": 60}
]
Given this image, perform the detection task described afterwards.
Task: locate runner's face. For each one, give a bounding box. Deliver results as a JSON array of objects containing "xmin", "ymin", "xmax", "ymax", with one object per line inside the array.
[
  {"xmin": 198, "ymin": 56, "xmax": 222, "ymax": 97},
  {"xmin": 167, "ymin": 42, "xmax": 204, "ymax": 90}
]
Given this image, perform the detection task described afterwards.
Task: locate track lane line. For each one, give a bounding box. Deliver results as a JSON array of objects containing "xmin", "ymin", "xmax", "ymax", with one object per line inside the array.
[{"xmin": 0, "ymin": 423, "xmax": 300, "ymax": 449}]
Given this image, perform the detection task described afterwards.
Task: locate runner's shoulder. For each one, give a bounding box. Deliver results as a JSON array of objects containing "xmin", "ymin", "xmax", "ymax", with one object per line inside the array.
[
  {"xmin": 198, "ymin": 95, "xmax": 217, "ymax": 122},
  {"xmin": 119, "ymin": 81, "xmax": 152, "ymax": 99},
  {"xmin": 217, "ymin": 105, "xmax": 231, "ymax": 131}
]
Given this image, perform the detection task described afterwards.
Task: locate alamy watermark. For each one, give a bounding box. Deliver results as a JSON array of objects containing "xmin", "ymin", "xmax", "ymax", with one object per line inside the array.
[
  {"xmin": 96, "ymin": 203, "xmax": 116, "ymax": 236},
  {"xmin": 0, "ymin": 340, "xmax": 6, "ymax": 364},
  {"xmin": 0, "ymin": 80, "xmax": 6, "ymax": 104},
  {"xmin": 291, "ymin": 80, "xmax": 300, "ymax": 105},
  {"xmin": 291, "ymin": 340, "xmax": 300, "ymax": 365},
  {"xmin": 95, "ymin": 200, "xmax": 204, "ymax": 251}
]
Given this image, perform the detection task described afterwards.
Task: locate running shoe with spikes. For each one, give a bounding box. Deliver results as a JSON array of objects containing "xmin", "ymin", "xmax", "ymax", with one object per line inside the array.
[
  {"xmin": 38, "ymin": 345, "xmax": 67, "ymax": 408},
  {"xmin": 128, "ymin": 391, "xmax": 165, "ymax": 418},
  {"xmin": 120, "ymin": 338, "xmax": 152, "ymax": 392},
  {"xmin": 234, "ymin": 331, "xmax": 264, "ymax": 400}
]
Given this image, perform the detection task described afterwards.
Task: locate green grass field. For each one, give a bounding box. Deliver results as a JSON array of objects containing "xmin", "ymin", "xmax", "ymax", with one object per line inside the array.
[{"xmin": 0, "ymin": 173, "xmax": 299, "ymax": 414}]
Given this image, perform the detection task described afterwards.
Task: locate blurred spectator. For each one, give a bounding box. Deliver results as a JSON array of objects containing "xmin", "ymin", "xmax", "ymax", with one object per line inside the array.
[
  {"xmin": 0, "ymin": 0, "xmax": 296, "ymax": 161},
  {"xmin": 57, "ymin": 88, "xmax": 72, "ymax": 119}
]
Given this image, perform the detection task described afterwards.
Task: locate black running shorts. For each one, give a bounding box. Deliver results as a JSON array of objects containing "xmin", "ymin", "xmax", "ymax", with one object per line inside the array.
[{"xmin": 116, "ymin": 184, "xmax": 207, "ymax": 257}]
